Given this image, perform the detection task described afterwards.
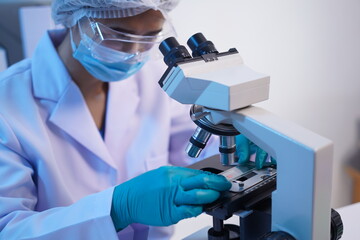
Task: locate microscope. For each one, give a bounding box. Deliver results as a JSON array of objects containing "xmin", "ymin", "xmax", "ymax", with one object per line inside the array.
[{"xmin": 158, "ymin": 33, "xmax": 343, "ymax": 240}]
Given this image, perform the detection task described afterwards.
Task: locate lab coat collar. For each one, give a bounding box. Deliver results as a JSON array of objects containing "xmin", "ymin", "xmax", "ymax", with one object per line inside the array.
[
  {"xmin": 32, "ymin": 29, "xmax": 71, "ymax": 102},
  {"xmin": 32, "ymin": 29, "xmax": 119, "ymax": 170},
  {"xmin": 32, "ymin": 29, "xmax": 142, "ymax": 173},
  {"xmin": 48, "ymin": 81, "xmax": 118, "ymax": 171}
]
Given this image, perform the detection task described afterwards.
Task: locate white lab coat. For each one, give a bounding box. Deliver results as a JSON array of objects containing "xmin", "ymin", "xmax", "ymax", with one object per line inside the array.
[{"xmin": 0, "ymin": 30, "xmax": 217, "ymax": 240}]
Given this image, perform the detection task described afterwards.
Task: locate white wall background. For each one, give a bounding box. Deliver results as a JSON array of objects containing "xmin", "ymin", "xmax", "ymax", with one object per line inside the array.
[
  {"xmin": 19, "ymin": 5, "xmax": 59, "ymax": 58},
  {"xmin": 170, "ymin": 0, "xmax": 360, "ymax": 209}
]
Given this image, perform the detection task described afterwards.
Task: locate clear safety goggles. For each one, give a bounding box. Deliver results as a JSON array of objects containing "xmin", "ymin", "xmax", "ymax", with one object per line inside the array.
[{"xmin": 76, "ymin": 16, "xmax": 176, "ymax": 63}]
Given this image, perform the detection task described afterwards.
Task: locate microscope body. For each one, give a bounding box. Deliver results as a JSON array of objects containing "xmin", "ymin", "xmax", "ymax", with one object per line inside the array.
[
  {"xmin": 158, "ymin": 33, "xmax": 336, "ymax": 240},
  {"xmin": 159, "ymin": 47, "xmax": 269, "ymax": 112},
  {"xmin": 209, "ymin": 106, "xmax": 333, "ymax": 240}
]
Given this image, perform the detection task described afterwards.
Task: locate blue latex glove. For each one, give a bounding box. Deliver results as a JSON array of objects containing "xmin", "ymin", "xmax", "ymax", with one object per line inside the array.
[
  {"xmin": 111, "ymin": 166, "xmax": 231, "ymax": 230},
  {"xmin": 235, "ymin": 134, "xmax": 277, "ymax": 169}
]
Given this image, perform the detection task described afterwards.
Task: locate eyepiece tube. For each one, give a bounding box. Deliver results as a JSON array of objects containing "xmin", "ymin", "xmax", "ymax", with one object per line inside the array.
[
  {"xmin": 186, "ymin": 127, "xmax": 212, "ymax": 158},
  {"xmin": 187, "ymin": 32, "xmax": 218, "ymax": 57},
  {"xmin": 159, "ymin": 37, "xmax": 191, "ymax": 66},
  {"xmin": 159, "ymin": 37, "xmax": 180, "ymax": 56}
]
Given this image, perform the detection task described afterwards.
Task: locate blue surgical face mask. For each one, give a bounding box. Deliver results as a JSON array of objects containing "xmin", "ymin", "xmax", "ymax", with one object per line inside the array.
[{"xmin": 70, "ymin": 33, "xmax": 148, "ymax": 82}]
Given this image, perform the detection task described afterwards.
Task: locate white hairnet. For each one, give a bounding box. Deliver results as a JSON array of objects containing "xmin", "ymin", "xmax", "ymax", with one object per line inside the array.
[{"xmin": 52, "ymin": 0, "xmax": 180, "ymax": 28}]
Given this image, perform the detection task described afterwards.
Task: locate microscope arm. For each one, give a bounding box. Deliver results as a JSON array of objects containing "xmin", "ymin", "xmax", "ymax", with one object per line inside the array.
[{"xmin": 207, "ymin": 106, "xmax": 333, "ymax": 240}]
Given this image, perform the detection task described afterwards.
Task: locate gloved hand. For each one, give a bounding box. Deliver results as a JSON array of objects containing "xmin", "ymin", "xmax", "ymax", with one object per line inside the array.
[
  {"xmin": 235, "ymin": 134, "xmax": 277, "ymax": 169},
  {"xmin": 111, "ymin": 166, "xmax": 231, "ymax": 230}
]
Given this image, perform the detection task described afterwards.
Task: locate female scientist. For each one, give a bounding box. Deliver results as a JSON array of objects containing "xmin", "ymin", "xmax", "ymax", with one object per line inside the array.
[{"xmin": 0, "ymin": 0, "xmax": 267, "ymax": 239}]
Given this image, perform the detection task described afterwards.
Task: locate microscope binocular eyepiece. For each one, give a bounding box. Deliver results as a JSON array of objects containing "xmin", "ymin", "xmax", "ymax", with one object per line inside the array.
[
  {"xmin": 159, "ymin": 32, "xmax": 218, "ymax": 66},
  {"xmin": 159, "ymin": 37, "xmax": 191, "ymax": 66},
  {"xmin": 187, "ymin": 32, "xmax": 218, "ymax": 57},
  {"xmin": 159, "ymin": 34, "xmax": 240, "ymax": 166}
]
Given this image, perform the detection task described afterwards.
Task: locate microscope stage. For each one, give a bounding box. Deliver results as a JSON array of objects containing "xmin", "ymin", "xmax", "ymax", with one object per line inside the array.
[{"xmin": 189, "ymin": 155, "xmax": 276, "ymax": 220}]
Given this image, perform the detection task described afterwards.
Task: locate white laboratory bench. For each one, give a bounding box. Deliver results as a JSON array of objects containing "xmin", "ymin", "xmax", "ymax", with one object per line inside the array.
[{"xmin": 172, "ymin": 202, "xmax": 360, "ymax": 239}]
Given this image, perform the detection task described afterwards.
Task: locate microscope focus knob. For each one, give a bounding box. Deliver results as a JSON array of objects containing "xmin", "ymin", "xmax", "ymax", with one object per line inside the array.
[
  {"xmin": 330, "ymin": 208, "xmax": 343, "ymax": 240},
  {"xmin": 261, "ymin": 208, "xmax": 343, "ymax": 240}
]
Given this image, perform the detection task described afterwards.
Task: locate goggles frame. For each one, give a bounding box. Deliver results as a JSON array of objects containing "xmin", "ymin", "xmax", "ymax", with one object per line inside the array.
[{"xmin": 74, "ymin": 15, "xmax": 176, "ymax": 63}]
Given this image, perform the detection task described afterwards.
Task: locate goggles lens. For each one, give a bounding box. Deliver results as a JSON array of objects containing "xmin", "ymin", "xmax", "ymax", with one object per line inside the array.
[{"xmin": 77, "ymin": 16, "xmax": 176, "ymax": 63}]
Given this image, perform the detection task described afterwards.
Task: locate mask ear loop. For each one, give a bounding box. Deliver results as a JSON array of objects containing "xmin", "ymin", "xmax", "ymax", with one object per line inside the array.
[
  {"xmin": 70, "ymin": 17, "xmax": 90, "ymax": 52},
  {"xmin": 72, "ymin": 17, "xmax": 100, "ymax": 50},
  {"xmin": 69, "ymin": 25, "xmax": 79, "ymax": 52}
]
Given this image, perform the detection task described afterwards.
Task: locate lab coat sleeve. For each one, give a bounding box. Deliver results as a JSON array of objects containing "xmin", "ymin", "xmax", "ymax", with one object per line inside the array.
[
  {"xmin": 0, "ymin": 116, "xmax": 118, "ymax": 240},
  {"xmin": 168, "ymin": 100, "xmax": 219, "ymax": 167}
]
